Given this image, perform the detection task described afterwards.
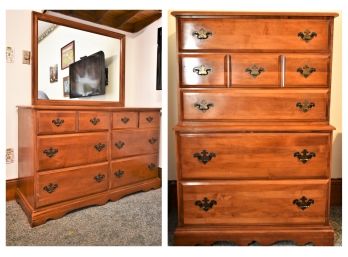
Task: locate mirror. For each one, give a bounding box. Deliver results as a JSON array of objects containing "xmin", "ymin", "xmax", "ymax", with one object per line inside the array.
[{"xmin": 32, "ymin": 12, "xmax": 125, "ymax": 106}]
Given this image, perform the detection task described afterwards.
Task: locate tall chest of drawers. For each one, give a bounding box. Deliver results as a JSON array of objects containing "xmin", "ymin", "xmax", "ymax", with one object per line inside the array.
[
  {"xmin": 17, "ymin": 106, "xmax": 161, "ymax": 226},
  {"xmin": 172, "ymin": 12, "xmax": 338, "ymax": 246}
]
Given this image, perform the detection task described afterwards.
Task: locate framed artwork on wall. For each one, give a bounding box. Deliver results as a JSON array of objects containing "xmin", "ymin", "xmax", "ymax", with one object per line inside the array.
[
  {"xmin": 63, "ymin": 76, "xmax": 70, "ymax": 97},
  {"xmin": 50, "ymin": 64, "xmax": 58, "ymax": 83},
  {"xmin": 61, "ymin": 40, "xmax": 75, "ymax": 70}
]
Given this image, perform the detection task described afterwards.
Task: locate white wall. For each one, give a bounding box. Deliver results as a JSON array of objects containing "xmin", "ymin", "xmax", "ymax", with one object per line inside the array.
[{"xmin": 6, "ymin": 10, "xmax": 162, "ymax": 179}]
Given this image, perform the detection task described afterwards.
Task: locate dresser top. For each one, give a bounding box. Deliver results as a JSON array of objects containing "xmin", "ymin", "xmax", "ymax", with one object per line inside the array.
[{"xmin": 17, "ymin": 105, "xmax": 161, "ymax": 111}]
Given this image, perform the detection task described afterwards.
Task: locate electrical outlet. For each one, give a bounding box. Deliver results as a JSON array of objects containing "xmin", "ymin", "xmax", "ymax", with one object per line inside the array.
[{"xmin": 6, "ymin": 148, "xmax": 14, "ymax": 164}]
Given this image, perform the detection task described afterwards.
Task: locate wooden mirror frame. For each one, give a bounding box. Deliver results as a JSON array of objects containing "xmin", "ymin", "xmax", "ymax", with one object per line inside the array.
[{"xmin": 32, "ymin": 11, "xmax": 125, "ymax": 106}]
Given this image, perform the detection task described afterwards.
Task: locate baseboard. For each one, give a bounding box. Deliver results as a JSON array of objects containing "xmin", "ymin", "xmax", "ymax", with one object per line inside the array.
[{"xmin": 6, "ymin": 178, "xmax": 18, "ymax": 201}]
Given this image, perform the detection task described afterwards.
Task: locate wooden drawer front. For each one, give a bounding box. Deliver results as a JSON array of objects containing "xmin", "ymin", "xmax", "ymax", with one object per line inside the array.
[
  {"xmin": 37, "ymin": 163, "xmax": 108, "ymax": 207},
  {"xmin": 78, "ymin": 111, "xmax": 110, "ymax": 131},
  {"xmin": 113, "ymin": 112, "xmax": 138, "ymax": 129},
  {"xmin": 179, "ymin": 133, "xmax": 330, "ymax": 179},
  {"xmin": 182, "ymin": 89, "xmax": 328, "ymax": 121},
  {"xmin": 179, "ymin": 18, "xmax": 329, "ymax": 51},
  {"xmin": 139, "ymin": 111, "xmax": 160, "ymax": 128},
  {"xmin": 181, "ymin": 180, "xmax": 328, "ymax": 225},
  {"xmin": 111, "ymin": 129, "xmax": 159, "ymax": 159},
  {"xmin": 111, "ymin": 154, "xmax": 158, "ymax": 188},
  {"xmin": 37, "ymin": 132, "xmax": 108, "ymax": 171},
  {"xmin": 285, "ymin": 54, "xmax": 329, "ymax": 87},
  {"xmin": 180, "ymin": 54, "xmax": 227, "ymax": 87},
  {"xmin": 37, "ymin": 111, "xmax": 76, "ymax": 135}
]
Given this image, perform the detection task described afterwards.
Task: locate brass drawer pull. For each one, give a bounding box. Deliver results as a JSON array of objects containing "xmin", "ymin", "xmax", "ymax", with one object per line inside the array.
[
  {"xmin": 148, "ymin": 137, "xmax": 157, "ymax": 144},
  {"xmin": 294, "ymin": 149, "xmax": 316, "ymax": 164},
  {"xmin": 114, "ymin": 169, "xmax": 124, "ymax": 178},
  {"xmin": 193, "ymin": 150, "xmax": 216, "ymax": 164},
  {"xmin": 115, "ymin": 141, "xmax": 125, "ymax": 149},
  {"xmin": 94, "ymin": 143, "xmax": 106, "ymax": 152},
  {"xmin": 193, "ymin": 65, "xmax": 212, "ymax": 76},
  {"xmin": 296, "ymin": 100, "xmax": 315, "ymax": 112},
  {"xmin": 297, "ymin": 65, "xmax": 316, "ymax": 78},
  {"xmin": 43, "ymin": 183, "xmax": 58, "ymax": 193},
  {"xmin": 90, "ymin": 117, "xmax": 100, "ymax": 125},
  {"xmin": 192, "ymin": 28, "xmax": 212, "ymax": 40},
  {"xmin": 94, "ymin": 174, "xmax": 105, "ymax": 183},
  {"xmin": 146, "ymin": 116, "xmax": 154, "ymax": 123},
  {"xmin": 194, "ymin": 100, "xmax": 214, "ymax": 112},
  {"xmin": 43, "ymin": 148, "xmax": 58, "ymax": 158},
  {"xmin": 52, "ymin": 118, "xmax": 64, "ymax": 127},
  {"xmin": 121, "ymin": 117, "xmax": 129, "ymax": 124},
  {"xmin": 298, "ymin": 29, "xmax": 317, "ymax": 42},
  {"xmin": 293, "ymin": 196, "xmax": 314, "ymax": 210},
  {"xmin": 195, "ymin": 197, "xmax": 217, "ymax": 212},
  {"xmin": 245, "ymin": 64, "xmax": 265, "ymax": 78},
  {"xmin": 148, "ymin": 163, "xmax": 157, "ymax": 170}
]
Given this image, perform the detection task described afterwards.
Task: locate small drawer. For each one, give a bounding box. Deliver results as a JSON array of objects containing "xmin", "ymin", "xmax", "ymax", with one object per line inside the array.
[
  {"xmin": 37, "ymin": 132, "xmax": 108, "ymax": 171},
  {"xmin": 178, "ymin": 132, "xmax": 330, "ymax": 179},
  {"xmin": 111, "ymin": 128, "xmax": 159, "ymax": 159},
  {"xmin": 139, "ymin": 111, "xmax": 160, "ymax": 128},
  {"xmin": 78, "ymin": 111, "xmax": 110, "ymax": 131},
  {"xmin": 111, "ymin": 154, "xmax": 158, "ymax": 189},
  {"xmin": 37, "ymin": 162, "xmax": 108, "ymax": 207},
  {"xmin": 180, "ymin": 180, "xmax": 328, "ymax": 225},
  {"xmin": 113, "ymin": 112, "xmax": 138, "ymax": 129},
  {"xmin": 37, "ymin": 111, "xmax": 76, "ymax": 135}
]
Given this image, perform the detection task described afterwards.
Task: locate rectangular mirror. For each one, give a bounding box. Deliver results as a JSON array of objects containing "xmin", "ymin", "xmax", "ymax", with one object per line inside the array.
[{"xmin": 33, "ymin": 12, "xmax": 125, "ymax": 106}]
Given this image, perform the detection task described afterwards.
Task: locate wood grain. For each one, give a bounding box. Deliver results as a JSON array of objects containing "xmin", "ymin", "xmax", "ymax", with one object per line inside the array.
[
  {"xmin": 78, "ymin": 111, "xmax": 110, "ymax": 131},
  {"xmin": 37, "ymin": 111, "xmax": 76, "ymax": 134},
  {"xmin": 112, "ymin": 111, "xmax": 138, "ymax": 129}
]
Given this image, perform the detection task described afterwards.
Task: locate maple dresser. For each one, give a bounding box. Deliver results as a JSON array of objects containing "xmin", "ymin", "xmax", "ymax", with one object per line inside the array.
[
  {"xmin": 172, "ymin": 12, "xmax": 338, "ymax": 245},
  {"xmin": 17, "ymin": 106, "xmax": 161, "ymax": 226}
]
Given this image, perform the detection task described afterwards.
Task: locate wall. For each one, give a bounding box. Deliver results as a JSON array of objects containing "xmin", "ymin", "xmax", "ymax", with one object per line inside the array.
[
  {"xmin": 6, "ymin": 10, "xmax": 162, "ymax": 179},
  {"xmin": 168, "ymin": 12, "xmax": 342, "ymax": 180}
]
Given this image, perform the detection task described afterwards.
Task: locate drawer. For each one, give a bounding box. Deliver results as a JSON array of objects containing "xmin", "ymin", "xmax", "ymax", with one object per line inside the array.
[
  {"xmin": 180, "ymin": 180, "xmax": 329, "ymax": 225},
  {"xmin": 111, "ymin": 128, "xmax": 159, "ymax": 159},
  {"xmin": 139, "ymin": 111, "xmax": 160, "ymax": 128},
  {"xmin": 78, "ymin": 111, "xmax": 110, "ymax": 131},
  {"xmin": 110, "ymin": 154, "xmax": 158, "ymax": 189},
  {"xmin": 113, "ymin": 111, "xmax": 138, "ymax": 129},
  {"xmin": 37, "ymin": 111, "xmax": 76, "ymax": 135},
  {"xmin": 179, "ymin": 18, "xmax": 329, "ymax": 51},
  {"xmin": 182, "ymin": 89, "xmax": 328, "ymax": 121},
  {"xmin": 37, "ymin": 162, "xmax": 108, "ymax": 207},
  {"xmin": 37, "ymin": 132, "xmax": 108, "ymax": 171},
  {"xmin": 178, "ymin": 133, "xmax": 330, "ymax": 179}
]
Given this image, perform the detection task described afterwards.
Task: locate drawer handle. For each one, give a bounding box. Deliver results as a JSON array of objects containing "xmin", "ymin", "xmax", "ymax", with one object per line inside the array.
[
  {"xmin": 294, "ymin": 149, "xmax": 316, "ymax": 164},
  {"xmin": 43, "ymin": 183, "xmax": 58, "ymax": 194},
  {"xmin": 90, "ymin": 117, "xmax": 100, "ymax": 125},
  {"xmin": 115, "ymin": 141, "xmax": 125, "ymax": 149},
  {"xmin": 245, "ymin": 64, "xmax": 265, "ymax": 78},
  {"xmin": 146, "ymin": 116, "xmax": 154, "ymax": 123},
  {"xmin": 121, "ymin": 117, "xmax": 130, "ymax": 124},
  {"xmin": 298, "ymin": 29, "xmax": 317, "ymax": 43},
  {"xmin": 195, "ymin": 197, "xmax": 217, "ymax": 212},
  {"xmin": 193, "ymin": 150, "xmax": 216, "ymax": 164},
  {"xmin": 193, "ymin": 65, "xmax": 212, "ymax": 76},
  {"xmin": 192, "ymin": 28, "xmax": 212, "ymax": 40},
  {"xmin": 94, "ymin": 143, "xmax": 106, "ymax": 152},
  {"xmin": 293, "ymin": 196, "xmax": 314, "ymax": 210},
  {"xmin": 43, "ymin": 148, "xmax": 58, "ymax": 158},
  {"xmin": 148, "ymin": 163, "xmax": 157, "ymax": 170},
  {"xmin": 114, "ymin": 169, "xmax": 124, "ymax": 178},
  {"xmin": 296, "ymin": 100, "xmax": 315, "ymax": 112},
  {"xmin": 297, "ymin": 65, "xmax": 316, "ymax": 78},
  {"xmin": 94, "ymin": 174, "xmax": 105, "ymax": 183},
  {"xmin": 52, "ymin": 118, "xmax": 64, "ymax": 127},
  {"xmin": 148, "ymin": 137, "xmax": 157, "ymax": 144},
  {"xmin": 194, "ymin": 100, "xmax": 214, "ymax": 112}
]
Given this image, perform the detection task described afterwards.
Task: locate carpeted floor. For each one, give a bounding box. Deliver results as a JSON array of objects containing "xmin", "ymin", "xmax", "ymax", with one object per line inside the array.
[{"xmin": 7, "ymin": 189, "xmax": 161, "ymax": 246}]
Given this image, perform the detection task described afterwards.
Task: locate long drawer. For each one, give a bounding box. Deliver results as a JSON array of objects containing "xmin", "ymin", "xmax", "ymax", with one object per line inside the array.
[
  {"xmin": 180, "ymin": 180, "xmax": 329, "ymax": 225},
  {"xmin": 178, "ymin": 132, "xmax": 330, "ymax": 179},
  {"xmin": 182, "ymin": 89, "xmax": 328, "ymax": 121},
  {"xmin": 179, "ymin": 18, "xmax": 329, "ymax": 51},
  {"xmin": 37, "ymin": 132, "xmax": 108, "ymax": 171},
  {"xmin": 37, "ymin": 162, "xmax": 109, "ymax": 207}
]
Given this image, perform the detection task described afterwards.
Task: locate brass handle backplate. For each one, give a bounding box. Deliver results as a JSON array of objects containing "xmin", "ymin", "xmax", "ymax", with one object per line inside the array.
[
  {"xmin": 148, "ymin": 163, "xmax": 157, "ymax": 170},
  {"xmin": 114, "ymin": 169, "xmax": 124, "ymax": 178},
  {"xmin": 43, "ymin": 148, "xmax": 58, "ymax": 158},
  {"xmin": 52, "ymin": 118, "xmax": 64, "ymax": 127},
  {"xmin": 121, "ymin": 117, "xmax": 129, "ymax": 124},
  {"xmin": 148, "ymin": 137, "xmax": 157, "ymax": 144},
  {"xmin": 94, "ymin": 143, "xmax": 106, "ymax": 152},
  {"xmin": 245, "ymin": 64, "xmax": 265, "ymax": 78},
  {"xmin": 293, "ymin": 196, "xmax": 314, "ymax": 210},
  {"xmin": 94, "ymin": 174, "xmax": 105, "ymax": 183},
  {"xmin": 195, "ymin": 197, "xmax": 217, "ymax": 212},
  {"xmin": 194, "ymin": 100, "xmax": 214, "ymax": 112},
  {"xmin": 115, "ymin": 141, "xmax": 125, "ymax": 149},
  {"xmin": 146, "ymin": 116, "xmax": 154, "ymax": 123},
  {"xmin": 43, "ymin": 183, "xmax": 58, "ymax": 193},
  {"xmin": 193, "ymin": 150, "xmax": 216, "ymax": 164},
  {"xmin": 90, "ymin": 117, "xmax": 100, "ymax": 125},
  {"xmin": 298, "ymin": 30, "xmax": 317, "ymax": 42},
  {"xmin": 193, "ymin": 65, "xmax": 212, "ymax": 76},
  {"xmin": 294, "ymin": 149, "xmax": 316, "ymax": 164},
  {"xmin": 192, "ymin": 28, "xmax": 212, "ymax": 40},
  {"xmin": 296, "ymin": 100, "xmax": 315, "ymax": 112},
  {"xmin": 297, "ymin": 65, "xmax": 316, "ymax": 78}
]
